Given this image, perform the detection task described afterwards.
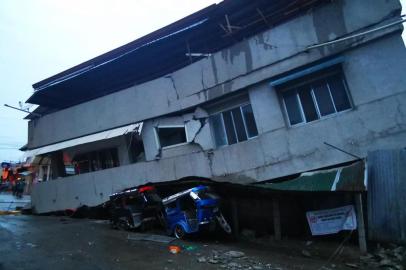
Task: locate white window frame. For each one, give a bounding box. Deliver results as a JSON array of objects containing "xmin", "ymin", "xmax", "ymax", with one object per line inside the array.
[
  {"xmin": 154, "ymin": 125, "xmax": 189, "ymax": 150},
  {"xmin": 281, "ymin": 73, "xmax": 352, "ymax": 127},
  {"xmin": 210, "ymin": 102, "xmax": 258, "ymax": 147}
]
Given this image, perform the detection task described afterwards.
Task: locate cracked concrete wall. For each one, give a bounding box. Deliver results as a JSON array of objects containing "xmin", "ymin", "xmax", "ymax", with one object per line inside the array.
[
  {"xmin": 27, "ymin": 0, "xmax": 402, "ymax": 149},
  {"xmin": 28, "ymin": 1, "xmax": 406, "ymax": 213},
  {"xmin": 31, "ymin": 90, "xmax": 406, "ymax": 213},
  {"xmin": 142, "ymin": 108, "xmax": 214, "ymax": 161},
  {"xmin": 137, "ymin": 33, "xmax": 406, "ymax": 184},
  {"xmin": 31, "ymin": 84, "xmax": 406, "ymax": 213},
  {"xmin": 31, "ymin": 150, "xmax": 213, "ymax": 213}
]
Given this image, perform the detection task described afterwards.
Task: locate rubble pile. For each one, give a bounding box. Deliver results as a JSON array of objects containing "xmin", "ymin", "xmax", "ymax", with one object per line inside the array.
[
  {"xmin": 359, "ymin": 245, "xmax": 405, "ymax": 270},
  {"xmin": 196, "ymin": 250, "xmax": 282, "ymax": 270}
]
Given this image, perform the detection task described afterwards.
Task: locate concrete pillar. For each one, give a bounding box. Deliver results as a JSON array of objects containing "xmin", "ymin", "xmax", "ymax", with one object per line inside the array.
[
  {"xmin": 272, "ymin": 197, "xmax": 281, "ymax": 240},
  {"xmin": 355, "ymin": 193, "xmax": 367, "ymax": 253},
  {"xmin": 231, "ymin": 198, "xmax": 239, "ymax": 239}
]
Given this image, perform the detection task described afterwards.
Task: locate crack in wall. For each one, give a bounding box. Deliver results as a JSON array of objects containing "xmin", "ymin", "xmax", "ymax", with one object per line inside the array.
[
  {"xmin": 190, "ymin": 119, "xmax": 206, "ymax": 141},
  {"xmin": 395, "ymin": 96, "xmax": 406, "ymax": 126},
  {"xmin": 166, "ymin": 75, "xmax": 179, "ymax": 100},
  {"xmin": 210, "ymin": 56, "xmax": 219, "ymax": 85},
  {"xmin": 200, "ymin": 64, "xmax": 207, "ymax": 91}
]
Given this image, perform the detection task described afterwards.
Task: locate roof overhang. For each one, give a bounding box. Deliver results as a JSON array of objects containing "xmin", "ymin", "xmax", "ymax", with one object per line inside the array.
[{"xmin": 22, "ymin": 122, "xmax": 143, "ymax": 160}]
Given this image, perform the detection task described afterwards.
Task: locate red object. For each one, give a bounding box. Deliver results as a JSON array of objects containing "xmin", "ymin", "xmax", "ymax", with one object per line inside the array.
[
  {"xmin": 168, "ymin": 245, "xmax": 181, "ymax": 254},
  {"xmin": 2, "ymin": 168, "xmax": 9, "ymax": 181},
  {"xmin": 8, "ymin": 172, "xmax": 16, "ymax": 184},
  {"xmin": 139, "ymin": 186, "xmax": 154, "ymax": 193}
]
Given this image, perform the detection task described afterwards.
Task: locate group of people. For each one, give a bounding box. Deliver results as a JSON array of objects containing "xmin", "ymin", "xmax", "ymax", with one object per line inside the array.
[
  {"xmin": 1, "ymin": 165, "xmax": 26, "ymax": 198},
  {"xmin": 11, "ymin": 180, "xmax": 25, "ymax": 198}
]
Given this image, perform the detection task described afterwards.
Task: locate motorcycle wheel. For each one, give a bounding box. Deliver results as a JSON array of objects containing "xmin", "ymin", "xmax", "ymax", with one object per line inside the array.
[{"xmin": 174, "ymin": 225, "xmax": 186, "ymax": 239}]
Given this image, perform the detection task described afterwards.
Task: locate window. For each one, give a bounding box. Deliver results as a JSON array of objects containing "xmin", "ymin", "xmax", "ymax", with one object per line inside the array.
[
  {"xmin": 156, "ymin": 126, "xmax": 187, "ymax": 148},
  {"xmin": 281, "ymin": 70, "xmax": 351, "ymax": 126},
  {"xmin": 210, "ymin": 104, "xmax": 258, "ymax": 147},
  {"xmin": 165, "ymin": 201, "xmax": 178, "ymax": 211}
]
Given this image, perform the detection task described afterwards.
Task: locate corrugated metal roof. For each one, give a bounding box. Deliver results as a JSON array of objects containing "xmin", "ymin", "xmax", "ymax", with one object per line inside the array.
[{"xmin": 367, "ymin": 149, "xmax": 406, "ymax": 244}]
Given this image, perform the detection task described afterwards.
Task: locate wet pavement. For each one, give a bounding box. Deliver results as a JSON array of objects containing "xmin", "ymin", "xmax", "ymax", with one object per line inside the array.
[
  {"xmin": 0, "ymin": 215, "xmax": 363, "ymax": 270},
  {"xmin": 0, "ymin": 192, "xmax": 30, "ymax": 212}
]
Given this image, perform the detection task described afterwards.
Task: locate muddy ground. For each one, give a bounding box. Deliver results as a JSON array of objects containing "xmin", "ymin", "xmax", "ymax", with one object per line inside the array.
[{"xmin": 0, "ymin": 215, "xmax": 370, "ymax": 270}]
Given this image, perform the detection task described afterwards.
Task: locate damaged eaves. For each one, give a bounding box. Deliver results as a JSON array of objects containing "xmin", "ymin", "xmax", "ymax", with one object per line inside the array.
[{"xmin": 26, "ymin": 0, "xmax": 325, "ymax": 113}]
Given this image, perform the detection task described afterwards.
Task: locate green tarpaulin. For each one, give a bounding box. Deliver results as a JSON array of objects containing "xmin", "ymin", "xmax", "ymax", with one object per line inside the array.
[{"xmin": 254, "ymin": 161, "xmax": 365, "ymax": 192}]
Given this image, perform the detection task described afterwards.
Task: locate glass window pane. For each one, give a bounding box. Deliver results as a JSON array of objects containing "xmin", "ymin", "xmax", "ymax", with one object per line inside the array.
[
  {"xmin": 298, "ymin": 86, "xmax": 318, "ymax": 122},
  {"xmin": 158, "ymin": 127, "xmax": 186, "ymax": 147},
  {"xmin": 328, "ymin": 75, "xmax": 351, "ymax": 112},
  {"xmin": 231, "ymin": 108, "xmax": 247, "ymax": 142},
  {"xmin": 282, "ymin": 89, "xmax": 303, "ymax": 125},
  {"xmin": 313, "ymin": 81, "xmax": 335, "ymax": 116},
  {"xmin": 241, "ymin": 104, "xmax": 258, "ymax": 138},
  {"xmin": 210, "ymin": 114, "xmax": 227, "ymax": 147},
  {"xmin": 222, "ymin": 111, "xmax": 237, "ymax": 145}
]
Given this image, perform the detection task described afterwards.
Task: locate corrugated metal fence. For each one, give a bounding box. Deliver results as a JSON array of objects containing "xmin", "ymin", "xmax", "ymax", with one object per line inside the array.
[{"xmin": 368, "ymin": 149, "xmax": 406, "ymax": 244}]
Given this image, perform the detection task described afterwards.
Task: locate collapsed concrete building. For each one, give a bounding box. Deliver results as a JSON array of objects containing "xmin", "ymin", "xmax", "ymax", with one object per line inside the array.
[{"xmin": 23, "ymin": 0, "xmax": 406, "ymax": 238}]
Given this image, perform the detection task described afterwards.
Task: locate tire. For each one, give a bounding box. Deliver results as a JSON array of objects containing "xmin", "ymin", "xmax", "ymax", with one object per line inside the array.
[
  {"xmin": 110, "ymin": 220, "xmax": 118, "ymax": 230},
  {"xmin": 117, "ymin": 216, "xmax": 132, "ymax": 231},
  {"xmin": 174, "ymin": 224, "xmax": 186, "ymax": 239}
]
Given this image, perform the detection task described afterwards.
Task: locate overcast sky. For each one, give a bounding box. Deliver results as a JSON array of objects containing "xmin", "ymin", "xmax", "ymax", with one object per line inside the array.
[
  {"xmin": 0, "ymin": 0, "xmax": 405, "ymax": 162},
  {"xmin": 0, "ymin": 0, "xmax": 219, "ymax": 162}
]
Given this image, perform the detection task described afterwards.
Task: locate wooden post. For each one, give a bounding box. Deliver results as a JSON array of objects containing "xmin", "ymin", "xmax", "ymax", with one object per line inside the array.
[
  {"xmin": 355, "ymin": 193, "xmax": 367, "ymax": 253},
  {"xmin": 231, "ymin": 198, "xmax": 239, "ymax": 239},
  {"xmin": 273, "ymin": 198, "xmax": 281, "ymax": 240}
]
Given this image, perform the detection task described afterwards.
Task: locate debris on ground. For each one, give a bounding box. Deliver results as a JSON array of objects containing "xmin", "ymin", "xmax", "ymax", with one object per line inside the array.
[
  {"xmin": 305, "ymin": 241, "xmax": 313, "ymax": 246},
  {"xmin": 224, "ymin": 251, "xmax": 245, "ymax": 258},
  {"xmin": 127, "ymin": 233, "xmax": 175, "ymax": 244},
  {"xmin": 301, "ymin": 250, "xmax": 312, "ymax": 258},
  {"xmin": 358, "ymin": 244, "xmax": 405, "ymax": 270},
  {"xmin": 91, "ymin": 220, "xmax": 110, "ymax": 224},
  {"xmin": 241, "ymin": 229, "xmax": 256, "ymax": 240},
  {"xmin": 182, "ymin": 244, "xmax": 198, "ymax": 251},
  {"xmin": 195, "ymin": 250, "xmax": 280, "ymax": 269},
  {"xmin": 0, "ymin": 210, "xmax": 21, "ymax": 215}
]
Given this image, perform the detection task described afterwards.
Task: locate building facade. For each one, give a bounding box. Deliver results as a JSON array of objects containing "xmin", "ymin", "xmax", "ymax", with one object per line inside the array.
[{"xmin": 24, "ymin": 0, "xmax": 406, "ymax": 213}]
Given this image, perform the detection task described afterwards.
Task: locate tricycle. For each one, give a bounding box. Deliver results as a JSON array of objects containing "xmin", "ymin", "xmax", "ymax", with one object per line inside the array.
[
  {"xmin": 162, "ymin": 185, "xmax": 231, "ymax": 239},
  {"xmin": 108, "ymin": 186, "xmax": 164, "ymax": 230}
]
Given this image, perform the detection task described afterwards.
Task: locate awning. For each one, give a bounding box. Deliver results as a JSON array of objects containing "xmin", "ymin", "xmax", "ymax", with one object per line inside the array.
[
  {"xmin": 269, "ymin": 57, "xmax": 344, "ymax": 87},
  {"xmin": 254, "ymin": 161, "xmax": 366, "ymax": 192},
  {"xmin": 22, "ymin": 122, "xmax": 143, "ymax": 160}
]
